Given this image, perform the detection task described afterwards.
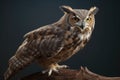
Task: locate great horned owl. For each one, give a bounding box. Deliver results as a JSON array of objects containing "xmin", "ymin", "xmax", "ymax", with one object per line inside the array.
[{"xmin": 4, "ymin": 5, "xmax": 98, "ymax": 80}]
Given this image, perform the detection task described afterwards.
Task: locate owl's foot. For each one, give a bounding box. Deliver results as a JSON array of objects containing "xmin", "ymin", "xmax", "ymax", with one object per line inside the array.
[
  {"xmin": 42, "ymin": 63, "xmax": 68, "ymax": 76},
  {"xmin": 55, "ymin": 63, "xmax": 68, "ymax": 69}
]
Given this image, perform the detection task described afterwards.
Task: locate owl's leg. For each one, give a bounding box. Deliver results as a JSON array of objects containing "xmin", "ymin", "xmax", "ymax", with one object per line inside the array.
[{"xmin": 42, "ymin": 63, "xmax": 68, "ymax": 76}]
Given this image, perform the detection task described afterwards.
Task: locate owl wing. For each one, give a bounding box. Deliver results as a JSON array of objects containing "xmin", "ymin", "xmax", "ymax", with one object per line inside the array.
[{"xmin": 24, "ymin": 25, "xmax": 65, "ymax": 58}]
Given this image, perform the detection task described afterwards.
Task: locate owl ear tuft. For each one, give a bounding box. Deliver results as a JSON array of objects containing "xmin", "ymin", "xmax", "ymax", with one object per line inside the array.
[
  {"xmin": 88, "ymin": 6, "xmax": 99, "ymax": 15},
  {"xmin": 60, "ymin": 5, "xmax": 75, "ymax": 14}
]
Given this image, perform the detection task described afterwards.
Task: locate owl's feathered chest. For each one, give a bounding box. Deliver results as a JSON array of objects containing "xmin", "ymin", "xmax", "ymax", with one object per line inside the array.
[
  {"xmin": 26, "ymin": 25, "xmax": 93, "ymax": 65},
  {"xmin": 59, "ymin": 26, "xmax": 92, "ymax": 58},
  {"xmin": 42, "ymin": 26, "xmax": 93, "ymax": 64}
]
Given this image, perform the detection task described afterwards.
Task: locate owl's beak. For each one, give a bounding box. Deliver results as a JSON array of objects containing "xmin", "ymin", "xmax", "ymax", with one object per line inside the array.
[
  {"xmin": 80, "ymin": 24, "xmax": 84, "ymax": 29},
  {"xmin": 75, "ymin": 22, "xmax": 84, "ymax": 29}
]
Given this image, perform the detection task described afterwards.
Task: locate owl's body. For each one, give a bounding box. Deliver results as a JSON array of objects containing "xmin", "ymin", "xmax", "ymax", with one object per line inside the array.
[{"xmin": 4, "ymin": 6, "xmax": 98, "ymax": 80}]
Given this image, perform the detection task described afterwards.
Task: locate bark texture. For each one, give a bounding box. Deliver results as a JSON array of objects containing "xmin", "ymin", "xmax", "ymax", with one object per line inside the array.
[{"xmin": 21, "ymin": 67, "xmax": 120, "ymax": 80}]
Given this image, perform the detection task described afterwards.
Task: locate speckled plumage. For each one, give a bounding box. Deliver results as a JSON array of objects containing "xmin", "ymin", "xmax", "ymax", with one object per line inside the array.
[{"xmin": 4, "ymin": 5, "xmax": 98, "ymax": 80}]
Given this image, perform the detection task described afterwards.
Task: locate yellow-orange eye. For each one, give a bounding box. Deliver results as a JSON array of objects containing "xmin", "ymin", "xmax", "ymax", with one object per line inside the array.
[
  {"xmin": 72, "ymin": 16, "xmax": 80, "ymax": 22},
  {"xmin": 86, "ymin": 17, "xmax": 91, "ymax": 21}
]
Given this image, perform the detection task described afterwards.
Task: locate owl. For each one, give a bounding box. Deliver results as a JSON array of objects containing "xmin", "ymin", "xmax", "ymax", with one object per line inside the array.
[{"xmin": 4, "ymin": 5, "xmax": 98, "ymax": 80}]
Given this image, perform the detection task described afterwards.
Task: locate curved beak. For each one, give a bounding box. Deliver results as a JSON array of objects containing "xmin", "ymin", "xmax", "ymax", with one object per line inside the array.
[{"xmin": 75, "ymin": 22, "xmax": 84, "ymax": 29}]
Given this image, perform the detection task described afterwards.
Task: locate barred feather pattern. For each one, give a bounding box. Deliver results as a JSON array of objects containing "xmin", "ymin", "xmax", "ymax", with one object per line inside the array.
[{"xmin": 4, "ymin": 41, "xmax": 36, "ymax": 80}]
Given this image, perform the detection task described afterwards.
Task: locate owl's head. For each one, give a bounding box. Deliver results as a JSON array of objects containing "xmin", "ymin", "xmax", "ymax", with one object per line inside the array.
[{"xmin": 60, "ymin": 5, "xmax": 98, "ymax": 29}]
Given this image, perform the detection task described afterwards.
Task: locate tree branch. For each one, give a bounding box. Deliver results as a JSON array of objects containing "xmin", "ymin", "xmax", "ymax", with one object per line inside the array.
[{"xmin": 21, "ymin": 67, "xmax": 120, "ymax": 80}]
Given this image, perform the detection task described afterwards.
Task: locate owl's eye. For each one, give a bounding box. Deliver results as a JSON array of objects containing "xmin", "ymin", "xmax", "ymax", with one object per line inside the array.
[
  {"xmin": 86, "ymin": 17, "xmax": 91, "ymax": 21},
  {"xmin": 71, "ymin": 16, "xmax": 80, "ymax": 22}
]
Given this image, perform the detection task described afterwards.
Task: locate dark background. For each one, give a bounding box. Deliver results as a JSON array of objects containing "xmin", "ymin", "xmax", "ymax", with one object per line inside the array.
[{"xmin": 0, "ymin": 0, "xmax": 120, "ymax": 79}]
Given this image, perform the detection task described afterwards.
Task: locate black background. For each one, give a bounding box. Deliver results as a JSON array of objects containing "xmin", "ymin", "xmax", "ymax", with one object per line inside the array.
[{"xmin": 0, "ymin": 0, "xmax": 120, "ymax": 79}]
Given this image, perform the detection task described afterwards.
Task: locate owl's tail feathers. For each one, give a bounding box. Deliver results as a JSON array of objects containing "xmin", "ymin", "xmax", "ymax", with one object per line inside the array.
[
  {"xmin": 4, "ymin": 55, "xmax": 34, "ymax": 80},
  {"xmin": 4, "ymin": 67, "xmax": 14, "ymax": 80}
]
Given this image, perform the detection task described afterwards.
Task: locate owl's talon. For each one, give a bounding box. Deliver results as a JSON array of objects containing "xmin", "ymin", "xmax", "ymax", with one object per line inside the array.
[
  {"xmin": 56, "ymin": 64, "xmax": 69, "ymax": 69},
  {"xmin": 42, "ymin": 64, "xmax": 68, "ymax": 76},
  {"xmin": 42, "ymin": 67, "xmax": 59, "ymax": 76},
  {"xmin": 42, "ymin": 70, "xmax": 48, "ymax": 74},
  {"xmin": 48, "ymin": 69, "xmax": 52, "ymax": 76},
  {"xmin": 48, "ymin": 68, "xmax": 58, "ymax": 76}
]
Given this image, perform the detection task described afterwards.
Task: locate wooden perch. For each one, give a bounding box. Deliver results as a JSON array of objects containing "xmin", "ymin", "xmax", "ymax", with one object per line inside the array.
[{"xmin": 21, "ymin": 67, "xmax": 120, "ymax": 80}]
